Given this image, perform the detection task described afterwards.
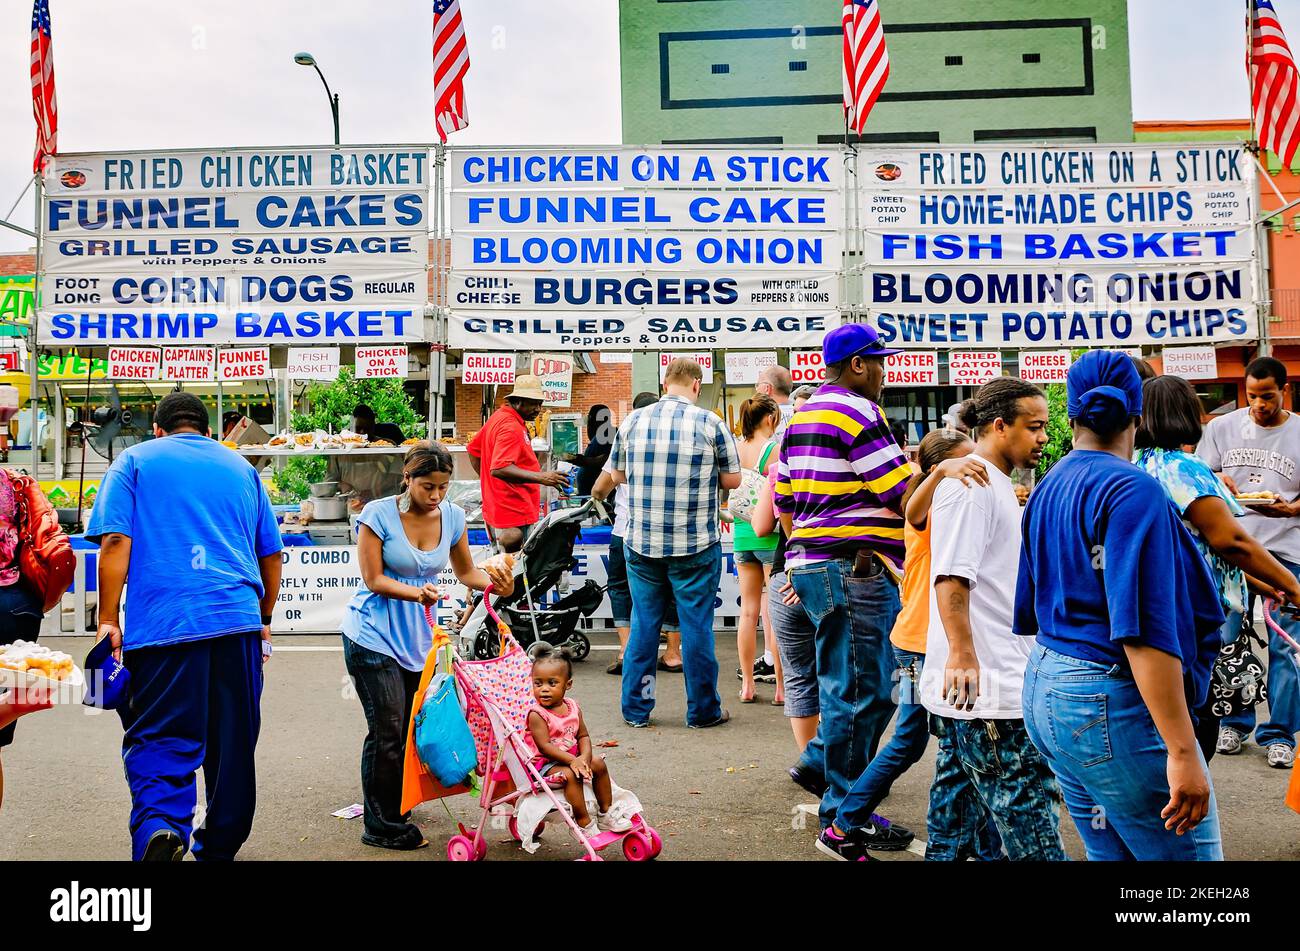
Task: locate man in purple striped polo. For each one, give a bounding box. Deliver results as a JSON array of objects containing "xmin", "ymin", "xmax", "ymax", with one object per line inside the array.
[{"xmin": 774, "ymin": 323, "xmax": 913, "ymax": 836}]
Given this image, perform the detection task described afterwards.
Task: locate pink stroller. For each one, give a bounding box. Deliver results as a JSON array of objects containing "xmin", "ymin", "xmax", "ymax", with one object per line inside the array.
[{"xmin": 429, "ymin": 597, "xmax": 663, "ymax": 862}]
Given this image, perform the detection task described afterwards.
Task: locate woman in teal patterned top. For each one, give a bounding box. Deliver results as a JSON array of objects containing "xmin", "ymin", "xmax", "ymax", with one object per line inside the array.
[{"xmin": 1134, "ymin": 374, "xmax": 1300, "ymax": 760}]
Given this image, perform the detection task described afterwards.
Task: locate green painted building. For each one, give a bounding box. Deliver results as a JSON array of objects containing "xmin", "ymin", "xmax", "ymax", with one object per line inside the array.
[{"xmin": 620, "ymin": 0, "xmax": 1133, "ymax": 146}]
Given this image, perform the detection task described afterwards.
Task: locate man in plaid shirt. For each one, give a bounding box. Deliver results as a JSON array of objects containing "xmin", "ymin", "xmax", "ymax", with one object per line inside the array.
[{"xmin": 608, "ymin": 358, "xmax": 741, "ymax": 728}]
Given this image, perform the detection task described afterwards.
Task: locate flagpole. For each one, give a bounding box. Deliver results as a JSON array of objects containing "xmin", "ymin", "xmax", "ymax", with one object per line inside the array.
[
  {"xmin": 29, "ymin": 172, "xmax": 42, "ymax": 476},
  {"xmin": 1249, "ymin": 0, "xmax": 1257, "ymax": 152},
  {"xmin": 1247, "ymin": 0, "xmax": 1275, "ymax": 357}
]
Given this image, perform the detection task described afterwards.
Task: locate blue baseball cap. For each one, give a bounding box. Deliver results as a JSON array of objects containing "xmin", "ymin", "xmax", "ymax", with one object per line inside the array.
[
  {"xmin": 822, "ymin": 323, "xmax": 903, "ymax": 364},
  {"xmin": 82, "ymin": 636, "xmax": 130, "ymax": 710}
]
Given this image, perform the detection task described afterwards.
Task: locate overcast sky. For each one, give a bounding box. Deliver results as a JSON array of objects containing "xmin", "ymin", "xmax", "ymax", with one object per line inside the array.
[{"xmin": 0, "ymin": 0, "xmax": 1286, "ymax": 252}]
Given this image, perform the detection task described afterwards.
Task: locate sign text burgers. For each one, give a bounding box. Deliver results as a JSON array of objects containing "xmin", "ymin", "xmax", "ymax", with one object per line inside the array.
[{"xmin": 447, "ymin": 148, "xmax": 842, "ymax": 349}]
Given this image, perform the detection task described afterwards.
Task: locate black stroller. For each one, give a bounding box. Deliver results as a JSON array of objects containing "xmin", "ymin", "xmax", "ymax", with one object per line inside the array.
[{"xmin": 453, "ymin": 497, "xmax": 608, "ymax": 661}]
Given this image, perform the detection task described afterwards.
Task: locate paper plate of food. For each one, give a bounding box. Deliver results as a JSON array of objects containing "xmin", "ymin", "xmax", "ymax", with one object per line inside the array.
[
  {"xmin": 0, "ymin": 641, "xmax": 85, "ymax": 693},
  {"xmin": 1235, "ymin": 491, "xmax": 1280, "ymax": 506}
]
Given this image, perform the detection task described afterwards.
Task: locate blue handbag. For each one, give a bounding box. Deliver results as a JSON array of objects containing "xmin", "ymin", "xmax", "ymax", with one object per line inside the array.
[{"xmin": 413, "ymin": 672, "xmax": 477, "ymax": 787}]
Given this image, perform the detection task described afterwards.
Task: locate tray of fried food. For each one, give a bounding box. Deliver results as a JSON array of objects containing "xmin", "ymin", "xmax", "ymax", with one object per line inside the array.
[
  {"xmin": 1235, "ymin": 490, "xmax": 1281, "ymax": 506},
  {"xmin": 0, "ymin": 640, "xmax": 84, "ymax": 690}
]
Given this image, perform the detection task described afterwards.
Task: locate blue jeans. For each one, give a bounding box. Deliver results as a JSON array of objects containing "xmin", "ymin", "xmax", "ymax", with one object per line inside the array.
[
  {"xmin": 924, "ymin": 719, "xmax": 1005, "ymax": 861},
  {"xmin": 622, "ymin": 543, "xmax": 723, "ymax": 727},
  {"xmin": 835, "ymin": 647, "xmax": 930, "ymax": 830},
  {"xmin": 118, "ymin": 631, "xmax": 263, "ymax": 861},
  {"xmin": 1224, "ymin": 568, "xmax": 1300, "ymax": 749},
  {"xmin": 788, "ymin": 558, "xmax": 899, "ymax": 828},
  {"xmin": 770, "ymin": 569, "xmax": 825, "ymax": 777},
  {"xmin": 926, "ymin": 714, "xmax": 1065, "ymax": 861},
  {"xmin": 1023, "ymin": 644, "xmax": 1223, "ymax": 861},
  {"xmin": 607, "ymin": 534, "xmax": 677, "ymax": 630}
]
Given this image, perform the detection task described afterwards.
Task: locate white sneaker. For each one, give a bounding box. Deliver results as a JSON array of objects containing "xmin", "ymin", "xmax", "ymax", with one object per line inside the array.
[
  {"xmin": 1267, "ymin": 744, "xmax": 1295, "ymax": 769},
  {"xmin": 573, "ymin": 818, "xmax": 600, "ymax": 840},
  {"xmin": 1216, "ymin": 727, "xmax": 1244, "ymax": 755},
  {"xmin": 597, "ymin": 809, "xmax": 633, "ymax": 833}
]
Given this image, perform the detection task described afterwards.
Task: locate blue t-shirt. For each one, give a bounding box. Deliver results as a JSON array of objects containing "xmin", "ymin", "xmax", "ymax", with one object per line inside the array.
[
  {"xmin": 1014, "ymin": 450, "xmax": 1225, "ymax": 707},
  {"xmin": 341, "ymin": 497, "xmax": 466, "ymax": 671},
  {"xmin": 86, "ymin": 433, "xmax": 283, "ymax": 649}
]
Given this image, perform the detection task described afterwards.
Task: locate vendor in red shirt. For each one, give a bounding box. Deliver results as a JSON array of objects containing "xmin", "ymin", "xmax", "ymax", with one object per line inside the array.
[{"xmin": 467, "ymin": 375, "xmax": 568, "ymax": 552}]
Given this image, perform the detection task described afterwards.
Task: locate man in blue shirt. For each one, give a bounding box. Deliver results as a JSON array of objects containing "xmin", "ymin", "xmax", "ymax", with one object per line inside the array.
[{"xmin": 87, "ymin": 391, "xmax": 283, "ymax": 861}]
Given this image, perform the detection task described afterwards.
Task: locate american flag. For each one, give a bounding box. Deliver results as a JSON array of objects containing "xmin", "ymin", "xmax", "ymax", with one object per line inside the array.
[
  {"xmin": 30, "ymin": 0, "xmax": 57, "ymax": 173},
  {"xmin": 433, "ymin": 0, "xmax": 469, "ymax": 142},
  {"xmin": 842, "ymin": 0, "xmax": 889, "ymax": 137},
  {"xmin": 1251, "ymin": 0, "xmax": 1300, "ymax": 167}
]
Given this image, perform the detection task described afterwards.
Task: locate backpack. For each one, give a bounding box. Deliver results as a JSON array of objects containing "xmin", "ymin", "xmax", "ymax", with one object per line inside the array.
[
  {"xmin": 413, "ymin": 672, "xmax": 478, "ymax": 787},
  {"xmin": 727, "ymin": 440, "xmax": 776, "ymax": 524},
  {"xmin": 9, "ymin": 472, "xmax": 74, "ymax": 614}
]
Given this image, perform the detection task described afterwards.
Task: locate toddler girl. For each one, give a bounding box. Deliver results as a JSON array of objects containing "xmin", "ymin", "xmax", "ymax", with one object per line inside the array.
[{"xmin": 525, "ymin": 643, "xmax": 630, "ymax": 837}]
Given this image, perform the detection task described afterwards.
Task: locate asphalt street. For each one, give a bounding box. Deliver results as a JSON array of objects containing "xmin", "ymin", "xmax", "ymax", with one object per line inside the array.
[{"xmin": 3, "ymin": 632, "xmax": 1298, "ymax": 862}]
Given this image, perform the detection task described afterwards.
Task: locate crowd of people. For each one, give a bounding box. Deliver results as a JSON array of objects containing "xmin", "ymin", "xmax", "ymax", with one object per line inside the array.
[{"xmin": 5, "ymin": 325, "xmax": 1300, "ymax": 862}]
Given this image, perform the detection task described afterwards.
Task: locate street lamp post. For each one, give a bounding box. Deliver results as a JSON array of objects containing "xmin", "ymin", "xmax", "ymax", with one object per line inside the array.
[{"xmin": 294, "ymin": 51, "xmax": 340, "ymax": 146}]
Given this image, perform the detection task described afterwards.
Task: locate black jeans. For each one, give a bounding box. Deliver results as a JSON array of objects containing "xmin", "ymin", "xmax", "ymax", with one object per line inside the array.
[
  {"xmin": 0, "ymin": 582, "xmax": 43, "ymax": 748},
  {"xmin": 342, "ymin": 635, "xmax": 423, "ymax": 843}
]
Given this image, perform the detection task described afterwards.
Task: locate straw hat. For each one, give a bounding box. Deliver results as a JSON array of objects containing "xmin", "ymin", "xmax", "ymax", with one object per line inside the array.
[{"xmin": 506, "ymin": 374, "xmax": 546, "ymax": 401}]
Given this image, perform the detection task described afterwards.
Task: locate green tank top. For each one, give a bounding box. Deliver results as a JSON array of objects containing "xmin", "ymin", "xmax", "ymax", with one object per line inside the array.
[{"xmin": 732, "ymin": 440, "xmax": 778, "ymax": 553}]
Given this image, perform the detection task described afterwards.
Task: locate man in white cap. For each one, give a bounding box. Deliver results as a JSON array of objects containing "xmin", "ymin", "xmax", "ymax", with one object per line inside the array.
[{"xmin": 468, "ymin": 375, "xmax": 569, "ymax": 552}]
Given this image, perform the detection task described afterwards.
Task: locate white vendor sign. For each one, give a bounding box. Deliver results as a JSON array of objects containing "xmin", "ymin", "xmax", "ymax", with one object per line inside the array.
[
  {"xmin": 1019, "ymin": 350, "xmax": 1073, "ymax": 385},
  {"xmin": 159, "ymin": 345, "xmax": 214, "ymax": 382},
  {"xmin": 286, "ymin": 347, "xmax": 341, "ymax": 380},
  {"xmin": 531, "ymin": 352, "xmax": 574, "ymax": 406},
  {"xmin": 217, "ymin": 347, "xmax": 272, "ymax": 381},
  {"xmin": 1161, "ymin": 345, "xmax": 1219, "ymax": 380},
  {"xmin": 273, "ymin": 542, "xmax": 746, "ymax": 632},
  {"xmin": 462, "ymin": 352, "xmax": 516, "ymax": 385},
  {"xmin": 40, "ymin": 148, "xmax": 430, "ymax": 344},
  {"xmin": 724, "ymin": 351, "xmax": 778, "ymax": 385},
  {"xmin": 107, "ymin": 346, "xmax": 159, "ymax": 380},
  {"xmin": 948, "ymin": 351, "xmax": 1003, "ymax": 386},
  {"xmin": 884, "ymin": 352, "xmax": 937, "ymax": 386},
  {"xmin": 858, "ymin": 145, "xmax": 1259, "ymax": 348},
  {"xmin": 660, "ymin": 351, "xmax": 714, "ymax": 383},
  {"xmin": 791, "ymin": 349, "xmax": 827, "ymax": 386},
  {"xmin": 447, "ymin": 147, "xmax": 843, "ymax": 349},
  {"xmin": 356, "ymin": 345, "xmax": 408, "ymax": 378}
]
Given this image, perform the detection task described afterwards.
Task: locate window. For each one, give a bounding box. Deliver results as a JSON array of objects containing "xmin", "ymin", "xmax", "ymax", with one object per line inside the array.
[
  {"xmin": 788, "ymin": 60, "xmax": 807, "ymax": 72},
  {"xmin": 944, "ymin": 55, "xmax": 963, "ymax": 66},
  {"xmin": 1022, "ymin": 52, "xmax": 1041, "ymax": 63},
  {"xmin": 711, "ymin": 63, "xmax": 730, "ymax": 75}
]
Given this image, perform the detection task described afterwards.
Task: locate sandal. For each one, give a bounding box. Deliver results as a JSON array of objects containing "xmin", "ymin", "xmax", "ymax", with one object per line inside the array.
[
  {"xmin": 606, "ymin": 658, "xmax": 623, "ymax": 675},
  {"xmin": 740, "ymin": 687, "xmax": 758, "ymax": 704},
  {"xmin": 657, "ymin": 657, "xmax": 683, "ymax": 673}
]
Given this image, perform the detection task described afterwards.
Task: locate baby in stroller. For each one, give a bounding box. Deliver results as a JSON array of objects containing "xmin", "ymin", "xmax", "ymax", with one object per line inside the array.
[{"xmin": 525, "ymin": 643, "xmax": 631, "ymax": 837}]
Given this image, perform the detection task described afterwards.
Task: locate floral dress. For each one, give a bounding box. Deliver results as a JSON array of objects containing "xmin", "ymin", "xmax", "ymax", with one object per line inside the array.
[{"xmin": 1134, "ymin": 448, "xmax": 1247, "ymax": 617}]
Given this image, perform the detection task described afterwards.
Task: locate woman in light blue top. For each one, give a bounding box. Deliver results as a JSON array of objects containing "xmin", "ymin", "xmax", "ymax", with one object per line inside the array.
[
  {"xmin": 1133, "ymin": 374, "xmax": 1300, "ymax": 763},
  {"xmin": 341, "ymin": 442, "xmax": 513, "ymax": 850}
]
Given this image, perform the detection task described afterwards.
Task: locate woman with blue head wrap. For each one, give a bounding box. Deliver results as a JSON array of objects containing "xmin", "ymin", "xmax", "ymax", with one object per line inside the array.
[{"xmin": 1014, "ymin": 351, "xmax": 1226, "ymax": 860}]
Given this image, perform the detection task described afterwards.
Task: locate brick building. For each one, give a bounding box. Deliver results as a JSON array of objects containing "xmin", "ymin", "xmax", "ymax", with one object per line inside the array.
[{"xmin": 451, "ymin": 353, "xmax": 635, "ymax": 441}]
